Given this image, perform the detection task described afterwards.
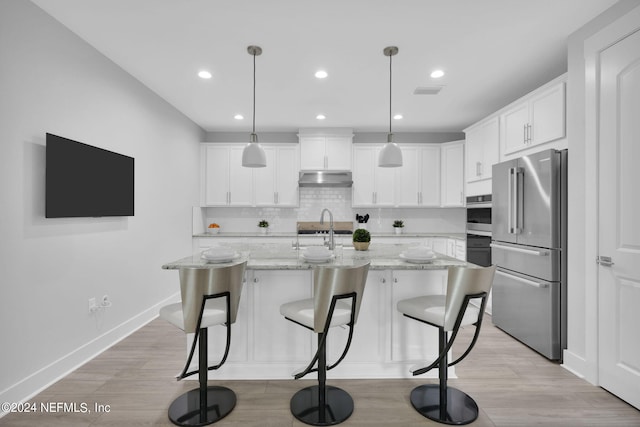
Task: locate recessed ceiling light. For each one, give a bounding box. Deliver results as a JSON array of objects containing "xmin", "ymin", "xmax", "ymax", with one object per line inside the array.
[
  {"xmin": 316, "ymin": 114, "xmax": 326, "ymax": 120},
  {"xmin": 198, "ymin": 70, "xmax": 212, "ymax": 79},
  {"xmin": 430, "ymin": 69, "xmax": 445, "ymax": 79},
  {"xmin": 315, "ymin": 70, "xmax": 328, "ymax": 79},
  {"xmin": 234, "ymin": 114, "xmax": 244, "ymax": 120},
  {"xmin": 393, "ymin": 114, "xmax": 403, "ymax": 120}
]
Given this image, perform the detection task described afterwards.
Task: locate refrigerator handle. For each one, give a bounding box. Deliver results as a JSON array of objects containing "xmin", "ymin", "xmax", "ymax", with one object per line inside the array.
[
  {"xmin": 490, "ymin": 242, "xmax": 550, "ymax": 256},
  {"xmin": 514, "ymin": 167, "xmax": 523, "ymax": 233},
  {"xmin": 508, "ymin": 167, "xmax": 520, "ymax": 234},
  {"xmin": 496, "ymin": 270, "xmax": 549, "ymax": 288}
]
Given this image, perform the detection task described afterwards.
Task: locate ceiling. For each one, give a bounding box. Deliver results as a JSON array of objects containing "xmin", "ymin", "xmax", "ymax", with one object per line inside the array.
[{"xmin": 31, "ymin": 0, "xmax": 618, "ymax": 133}]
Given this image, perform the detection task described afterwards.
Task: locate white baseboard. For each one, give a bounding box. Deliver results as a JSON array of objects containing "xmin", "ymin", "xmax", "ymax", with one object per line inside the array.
[
  {"xmin": 0, "ymin": 292, "xmax": 180, "ymax": 418},
  {"xmin": 561, "ymin": 349, "xmax": 590, "ymax": 382}
]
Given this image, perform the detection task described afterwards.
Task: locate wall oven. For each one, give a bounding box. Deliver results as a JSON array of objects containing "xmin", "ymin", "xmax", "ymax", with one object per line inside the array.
[{"xmin": 466, "ymin": 194, "xmax": 492, "ymax": 267}]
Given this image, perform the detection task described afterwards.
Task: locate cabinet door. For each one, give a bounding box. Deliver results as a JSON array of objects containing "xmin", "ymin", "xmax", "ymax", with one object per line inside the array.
[
  {"xmin": 275, "ymin": 146, "xmax": 299, "ymax": 206},
  {"xmin": 530, "ymin": 82, "xmax": 565, "ymax": 146},
  {"xmin": 325, "ymin": 136, "xmax": 352, "ymax": 170},
  {"xmin": 352, "ymin": 146, "xmax": 376, "ymax": 206},
  {"xmin": 253, "ymin": 147, "xmax": 277, "ymax": 206},
  {"xmin": 441, "ymin": 141, "xmax": 464, "ymax": 207},
  {"xmin": 374, "ymin": 146, "xmax": 397, "ymax": 206},
  {"xmin": 300, "ymin": 136, "xmax": 326, "ymax": 170},
  {"xmin": 481, "ymin": 117, "xmax": 500, "ymax": 180},
  {"xmin": 419, "ymin": 145, "xmax": 441, "ymax": 206},
  {"xmin": 328, "ymin": 271, "xmax": 389, "ymax": 365},
  {"xmin": 203, "ymin": 145, "xmax": 230, "ymax": 206},
  {"xmin": 465, "ymin": 126, "xmax": 484, "ymax": 183},
  {"xmin": 391, "ymin": 270, "xmax": 447, "ymax": 362},
  {"xmin": 502, "ymin": 102, "xmax": 529, "ymax": 155},
  {"xmin": 228, "ymin": 147, "xmax": 254, "ymax": 206},
  {"xmin": 252, "ymin": 270, "xmax": 312, "ymax": 363},
  {"xmin": 397, "ymin": 146, "xmax": 421, "ymax": 206}
]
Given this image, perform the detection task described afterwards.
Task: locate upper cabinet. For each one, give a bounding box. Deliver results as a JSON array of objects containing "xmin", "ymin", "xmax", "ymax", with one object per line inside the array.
[
  {"xmin": 501, "ymin": 80, "xmax": 565, "ymax": 155},
  {"xmin": 299, "ymin": 132, "xmax": 353, "ymax": 170},
  {"xmin": 202, "ymin": 145, "xmax": 253, "ymax": 206},
  {"xmin": 440, "ymin": 140, "xmax": 465, "ymax": 207},
  {"xmin": 396, "ymin": 144, "xmax": 441, "ymax": 207},
  {"xmin": 465, "ymin": 116, "xmax": 499, "ymax": 183},
  {"xmin": 201, "ymin": 143, "xmax": 299, "ymax": 207},
  {"xmin": 352, "ymin": 144, "xmax": 396, "ymax": 207},
  {"xmin": 353, "ymin": 143, "xmax": 462, "ymax": 208},
  {"xmin": 253, "ymin": 145, "xmax": 299, "ymax": 207}
]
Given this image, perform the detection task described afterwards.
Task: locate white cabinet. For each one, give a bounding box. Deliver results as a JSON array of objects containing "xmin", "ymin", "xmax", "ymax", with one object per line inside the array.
[
  {"xmin": 202, "ymin": 143, "xmax": 298, "ymax": 207},
  {"xmin": 300, "ymin": 135, "xmax": 352, "ymax": 170},
  {"xmin": 440, "ymin": 141, "xmax": 465, "ymax": 207},
  {"xmin": 251, "ymin": 270, "xmax": 312, "ymax": 363},
  {"xmin": 202, "ymin": 144, "xmax": 253, "ymax": 206},
  {"xmin": 352, "ymin": 144, "xmax": 396, "ymax": 207},
  {"xmin": 396, "ymin": 144, "xmax": 441, "ymax": 207},
  {"xmin": 445, "ymin": 238, "xmax": 466, "ymax": 261},
  {"xmin": 501, "ymin": 81, "xmax": 565, "ymax": 155},
  {"xmin": 465, "ymin": 116, "xmax": 499, "ymax": 183},
  {"xmin": 254, "ymin": 145, "xmax": 299, "ymax": 206},
  {"xmin": 390, "ymin": 270, "xmax": 447, "ymax": 362}
]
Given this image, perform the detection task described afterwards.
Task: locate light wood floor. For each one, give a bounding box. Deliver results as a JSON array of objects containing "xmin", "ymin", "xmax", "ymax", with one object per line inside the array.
[{"xmin": 2, "ymin": 315, "xmax": 639, "ymax": 426}]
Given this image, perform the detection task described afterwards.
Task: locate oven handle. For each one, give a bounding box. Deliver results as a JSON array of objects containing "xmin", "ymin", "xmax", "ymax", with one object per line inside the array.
[
  {"xmin": 496, "ymin": 270, "xmax": 549, "ymax": 288},
  {"xmin": 490, "ymin": 243, "xmax": 549, "ymax": 256}
]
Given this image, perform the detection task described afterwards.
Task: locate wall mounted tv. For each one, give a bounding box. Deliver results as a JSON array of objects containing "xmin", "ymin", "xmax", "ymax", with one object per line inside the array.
[{"xmin": 46, "ymin": 133, "xmax": 134, "ymax": 218}]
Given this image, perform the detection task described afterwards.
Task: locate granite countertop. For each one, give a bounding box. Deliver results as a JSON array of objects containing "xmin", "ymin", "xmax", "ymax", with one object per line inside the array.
[
  {"xmin": 193, "ymin": 231, "xmax": 467, "ymax": 240},
  {"xmin": 162, "ymin": 242, "xmax": 469, "ymax": 271}
]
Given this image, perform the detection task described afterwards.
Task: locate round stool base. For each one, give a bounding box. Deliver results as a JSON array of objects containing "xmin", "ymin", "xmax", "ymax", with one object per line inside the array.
[
  {"xmin": 410, "ymin": 384, "xmax": 478, "ymax": 425},
  {"xmin": 168, "ymin": 386, "xmax": 236, "ymax": 426},
  {"xmin": 290, "ymin": 385, "xmax": 354, "ymax": 426}
]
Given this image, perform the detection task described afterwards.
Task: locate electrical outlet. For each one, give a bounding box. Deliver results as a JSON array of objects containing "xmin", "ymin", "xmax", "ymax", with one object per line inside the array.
[{"xmin": 88, "ymin": 297, "xmax": 96, "ymax": 312}]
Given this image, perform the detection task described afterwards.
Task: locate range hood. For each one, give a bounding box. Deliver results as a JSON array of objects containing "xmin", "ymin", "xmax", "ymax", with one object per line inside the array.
[{"xmin": 298, "ymin": 170, "xmax": 353, "ymax": 187}]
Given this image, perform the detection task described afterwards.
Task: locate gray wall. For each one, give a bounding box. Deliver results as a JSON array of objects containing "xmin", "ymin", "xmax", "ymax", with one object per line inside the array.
[
  {"xmin": 0, "ymin": 1, "xmax": 203, "ymax": 405},
  {"xmin": 204, "ymin": 131, "xmax": 464, "ymax": 144}
]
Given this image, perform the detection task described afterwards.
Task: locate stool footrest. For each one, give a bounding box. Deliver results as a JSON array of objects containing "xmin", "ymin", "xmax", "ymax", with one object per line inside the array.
[{"xmin": 410, "ymin": 384, "xmax": 478, "ymax": 425}]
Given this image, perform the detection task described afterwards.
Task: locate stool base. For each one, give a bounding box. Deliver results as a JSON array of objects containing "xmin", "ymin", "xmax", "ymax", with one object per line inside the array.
[
  {"xmin": 290, "ymin": 385, "xmax": 353, "ymax": 426},
  {"xmin": 410, "ymin": 384, "xmax": 478, "ymax": 425},
  {"xmin": 168, "ymin": 386, "xmax": 236, "ymax": 426}
]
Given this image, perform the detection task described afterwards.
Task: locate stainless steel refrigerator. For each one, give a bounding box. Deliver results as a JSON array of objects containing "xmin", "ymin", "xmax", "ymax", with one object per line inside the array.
[{"xmin": 491, "ymin": 149, "xmax": 567, "ymax": 360}]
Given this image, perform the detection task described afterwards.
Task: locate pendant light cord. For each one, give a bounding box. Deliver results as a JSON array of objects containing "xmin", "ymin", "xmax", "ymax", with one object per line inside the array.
[
  {"xmin": 389, "ymin": 52, "xmax": 392, "ymax": 134},
  {"xmin": 252, "ymin": 51, "xmax": 256, "ymax": 135}
]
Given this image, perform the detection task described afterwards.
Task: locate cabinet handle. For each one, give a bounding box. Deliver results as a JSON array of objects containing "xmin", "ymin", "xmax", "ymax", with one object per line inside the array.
[
  {"xmin": 253, "ymin": 277, "xmax": 259, "ymax": 283},
  {"xmin": 381, "ymin": 278, "xmax": 386, "ymax": 284},
  {"xmin": 523, "ymin": 124, "xmax": 527, "ymax": 144},
  {"xmin": 460, "ymin": 191, "xmax": 463, "ymax": 204},
  {"xmin": 528, "ymin": 124, "xmax": 532, "ymax": 144},
  {"xmin": 324, "ymin": 155, "xmax": 328, "ymax": 169},
  {"xmin": 227, "ymin": 191, "xmax": 230, "ymax": 204},
  {"xmin": 476, "ymin": 161, "xmax": 481, "ymax": 177},
  {"xmin": 394, "ymin": 277, "xmax": 398, "ymax": 283}
]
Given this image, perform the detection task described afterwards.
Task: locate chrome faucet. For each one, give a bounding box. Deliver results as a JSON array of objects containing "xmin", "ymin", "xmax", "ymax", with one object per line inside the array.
[{"xmin": 320, "ymin": 208, "xmax": 335, "ymax": 250}]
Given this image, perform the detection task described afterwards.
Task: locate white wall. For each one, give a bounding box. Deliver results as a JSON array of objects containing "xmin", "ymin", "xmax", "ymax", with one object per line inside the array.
[
  {"xmin": 0, "ymin": 1, "xmax": 203, "ymax": 407},
  {"xmin": 564, "ymin": 0, "xmax": 640, "ymax": 382}
]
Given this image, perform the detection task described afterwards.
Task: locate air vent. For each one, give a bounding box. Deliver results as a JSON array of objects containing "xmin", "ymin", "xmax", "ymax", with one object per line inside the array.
[{"xmin": 413, "ymin": 86, "xmax": 443, "ymax": 95}]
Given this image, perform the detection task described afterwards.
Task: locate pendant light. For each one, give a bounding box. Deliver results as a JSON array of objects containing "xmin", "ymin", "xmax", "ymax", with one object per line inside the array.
[
  {"xmin": 242, "ymin": 45, "xmax": 267, "ymax": 168},
  {"xmin": 378, "ymin": 46, "xmax": 403, "ymax": 167}
]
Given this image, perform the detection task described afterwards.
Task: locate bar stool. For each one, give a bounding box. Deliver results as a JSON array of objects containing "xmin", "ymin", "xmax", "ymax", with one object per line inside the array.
[
  {"xmin": 280, "ymin": 262, "xmax": 370, "ymax": 426},
  {"xmin": 397, "ymin": 265, "xmax": 496, "ymax": 425},
  {"xmin": 159, "ymin": 261, "xmax": 247, "ymax": 426}
]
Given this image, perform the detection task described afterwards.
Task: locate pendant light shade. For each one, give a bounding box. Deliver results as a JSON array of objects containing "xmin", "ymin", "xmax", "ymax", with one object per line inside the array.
[
  {"xmin": 378, "ymin": 46, "xmax": 403, "ymax": 168},
  {"xmin": 242, "ymin": 45, "xmax": 266, "ymax": 168}
]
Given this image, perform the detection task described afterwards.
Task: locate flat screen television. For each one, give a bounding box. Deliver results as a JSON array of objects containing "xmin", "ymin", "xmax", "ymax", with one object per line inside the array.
[{"xmin": 46, "ymin": 133, "xmax": 134, "ymax": 218}]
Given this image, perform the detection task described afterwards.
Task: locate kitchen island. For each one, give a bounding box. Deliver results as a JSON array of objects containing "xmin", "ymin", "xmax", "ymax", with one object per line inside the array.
[{"xmin": 162, "ymin": 243, "xmax": 471, "ymax": 380}]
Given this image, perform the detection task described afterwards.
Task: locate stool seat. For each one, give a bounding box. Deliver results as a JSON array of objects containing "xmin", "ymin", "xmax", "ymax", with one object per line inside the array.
[
  {"xmin": 280, "ymin": 298, "xmax": 353, "ymax": 330},
  {"xmin": 397, "ymin": 295, "xmax": 479, "ymax": 329},
  {"xmin": 160, "ymin": 300, "xmax": 227, "ymax": 331}
]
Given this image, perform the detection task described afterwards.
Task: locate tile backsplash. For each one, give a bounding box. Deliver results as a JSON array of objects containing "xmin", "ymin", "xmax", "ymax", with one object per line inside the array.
[{"xmin": 202, "ymin": 187, "xmax": 465, "ymax": 234}]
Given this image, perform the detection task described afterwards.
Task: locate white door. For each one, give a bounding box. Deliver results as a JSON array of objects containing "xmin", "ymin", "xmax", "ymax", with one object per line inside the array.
[
  {"xmin": 419, "ymin": 145, "xmax": 441, "ymax": 206},
  {"xmin": 253, "ymin": 147, "xmax": 277, "ymax": 206},
  {"xmin": 397, "ymin": 145, "xmax": 421, "ymax": 206},
  {"xmin": 598, "ymin": 28, "xmax": 640, "ymax": 409},
  {"xmin": 203, "ymin": 145, "xmax": 230, "ymax": 206},
  {"xmin": 325, "ymin": 136, "xmax": 352, "ymax": 170}
]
